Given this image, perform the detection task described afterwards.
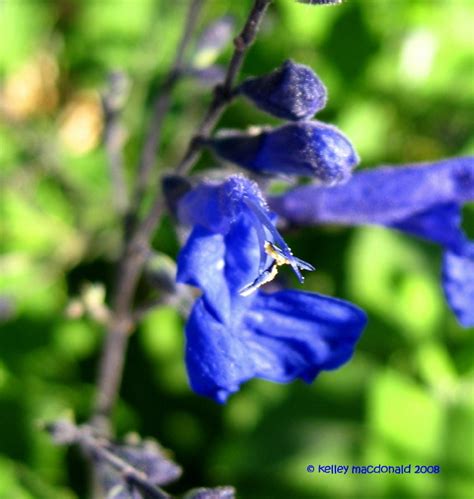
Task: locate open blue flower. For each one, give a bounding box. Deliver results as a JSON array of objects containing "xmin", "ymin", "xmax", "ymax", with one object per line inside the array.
[
  {"xmin": 269, "ymin": 157, "xmax": 474, "ymax": 327},
  {"xmin": 176, "ymin": 175, "xmax": 367, "ymax": 402}
]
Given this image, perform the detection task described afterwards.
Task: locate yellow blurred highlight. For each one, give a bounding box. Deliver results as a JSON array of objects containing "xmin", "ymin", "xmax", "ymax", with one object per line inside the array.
[
  {"xmin": 1, "ymin": 52, "xmax": 59, "ymax": 119},
  {"xmin": 194, "ymin": 48, "xmax": 220, "ymax": 70},
  {"xmin": 59, "ymin": 92, "xmax": 103, "ymax": 155},
  {"xmin": 399, "ymin": 29, "xmax": 438, "ymax": 84}
]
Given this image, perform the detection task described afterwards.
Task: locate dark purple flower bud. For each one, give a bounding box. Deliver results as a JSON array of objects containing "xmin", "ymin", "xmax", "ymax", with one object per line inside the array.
[
  {"xmin": 97, "ymin": 464, "xmax": 141, "ymax": 499},
  {"xmin": 239, "ymin": 60, "xmax": 327, "ymax": 120},
  {"xmin": 207, "ymin": 121, "xmax": 359, "ymax": 184}
]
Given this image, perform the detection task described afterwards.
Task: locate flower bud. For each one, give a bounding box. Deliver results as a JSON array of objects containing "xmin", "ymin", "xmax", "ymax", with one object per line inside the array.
[
  {"xmin": 239, "ymin": 60, "xmax": 327, "ymax": 121},
  {"xmin": 207, "ymin": 121, "xmax": 359, "ymax": 184}
]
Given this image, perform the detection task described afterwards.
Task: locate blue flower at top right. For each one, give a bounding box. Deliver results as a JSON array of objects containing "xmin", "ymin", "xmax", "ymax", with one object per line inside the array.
[{"xmin": 269, "ymin": 157, "xmax": 474, "ymax": 327}]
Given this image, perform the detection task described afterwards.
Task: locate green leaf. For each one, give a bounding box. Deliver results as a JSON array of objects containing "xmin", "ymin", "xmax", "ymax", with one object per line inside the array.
[{"xmin": 368, "ymin": 369, "xmax": 444, "ymax": 458}]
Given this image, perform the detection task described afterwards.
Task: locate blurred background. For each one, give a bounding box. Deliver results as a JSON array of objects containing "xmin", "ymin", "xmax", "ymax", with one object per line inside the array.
[{"xmin": 1, "ymin": 0, "xmax": 473, "ymax": 497}]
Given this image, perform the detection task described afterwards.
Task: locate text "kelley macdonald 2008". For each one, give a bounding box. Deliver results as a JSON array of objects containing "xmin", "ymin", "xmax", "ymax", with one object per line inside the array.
[{"xmin": 307, "ymin": 464, "xmax": 441, "ymax": 475}]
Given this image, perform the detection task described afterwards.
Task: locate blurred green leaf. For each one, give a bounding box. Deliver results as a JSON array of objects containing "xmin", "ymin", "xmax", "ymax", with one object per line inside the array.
[
  {"xmin": 0, "ymin": 1, "xmax": 52, "ymax": 71},
  {"xmin": 368, "ymin": 369, "xmax": 444, "ymax": 458},
  {"xmin": 347, "ymin": 227, "xmax": 444, "ymax": 339},
  {"xmin": 140, "ymin": 306, "xmax": 187, "ymax": 395}
]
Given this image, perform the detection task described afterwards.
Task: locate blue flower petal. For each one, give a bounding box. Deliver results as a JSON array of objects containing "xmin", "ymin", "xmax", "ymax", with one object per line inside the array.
[
  {"xmin": 185, "ymin": 298, "xmax": 255, "ymax": 403},
  {"xmin": 177, "ymin": 175, "xmax": 268, "ymax": 232},
  {"xmin": 222, "ymin": 216, "xmax": 261, "ymax": 295},
  {"xmin": 269, "ymin": 157, "xmax": 474, "ymax": 225},
  {"xmin": 177, "ymin": 216, "xmax": 261, "ymax": 322},
  {"xmin": 389, "ymin": 203, "xmax": 467, "ymax": 252},
  {"xmin": 177, "ymin": 183, "xmax": 231, "ymax": 234},
  {"xmin": 442, "ymin": 247, "xmax": 474, "ymax": 328},
  {"xmin": 185, "ymin": 289, "xmax": 366, "ymax": 403},
  {"xmin": 208, "ymin": 121, "xmax": 359, "ymax": 184},
  {"xmin": 239, "ymin": 59, "xmax": 327, "ymax": 121},
  {"xmin": 176, "ymin": 226, "xmax": 232, "ymax": 322},
  {"xmin": 177, "ymin": 174, "xmax": 366, "ymax": 402},
  {"xmin": 246, "ymin": 290, "xmax": 367, "ymax": 381}
]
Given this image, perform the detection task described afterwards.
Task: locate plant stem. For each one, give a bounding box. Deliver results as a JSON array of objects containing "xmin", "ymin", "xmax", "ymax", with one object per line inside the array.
[
  {"xmin": 175, "ymin": 0, "xmax": 272, "ymax": 176},
  {"xmin": 102, "ymin": 71, "xmax": 129, "ymax": 216},
  {"xmin": 130, "ymin": 0, "xmax": 205, "ymax": 224},
  {"xmin": 141, "ymin": 0, "xmax": 272, "ymax": 237},
  {"xmin": 91, "ymin": 232, "xmax": 151, "ymax": 433},
  {"xmin": 91, "ymin": 0, "xmax": 203, "ymax": 433}
]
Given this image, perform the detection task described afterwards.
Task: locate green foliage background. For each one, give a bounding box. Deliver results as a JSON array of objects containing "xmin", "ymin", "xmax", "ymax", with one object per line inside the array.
[{"xmin": 0, "ymin": 0, "xmax": 473, "ymax": 497}]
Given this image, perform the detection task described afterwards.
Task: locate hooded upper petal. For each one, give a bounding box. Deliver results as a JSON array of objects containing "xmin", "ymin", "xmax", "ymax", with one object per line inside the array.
[
  {"xmin": 177, "ymin": 175, "xmax": 267, "ymax": 234},
  {"xmin": 177, "ymin": 175, "xmax": 313, "ymax": 298},
  {"xmin": 269, "ymin": 157, "xmax": 474, "ymax": 225}
]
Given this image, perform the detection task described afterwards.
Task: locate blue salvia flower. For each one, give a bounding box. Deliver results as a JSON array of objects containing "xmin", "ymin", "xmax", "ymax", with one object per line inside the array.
[
  {"xmin": 176, "ymin": 175, "xmax": 367, "ymax": 402},
  {"xmin": 269, "ymin": 157, "xmax": 474, "ymax": 327},
  {"xmin": 239, "ymin": 59, "xmax": 327, "ymax": 121},
  {"xmin": 206, "ymin": 121, "xmax": 359, "ymax": 184}
]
